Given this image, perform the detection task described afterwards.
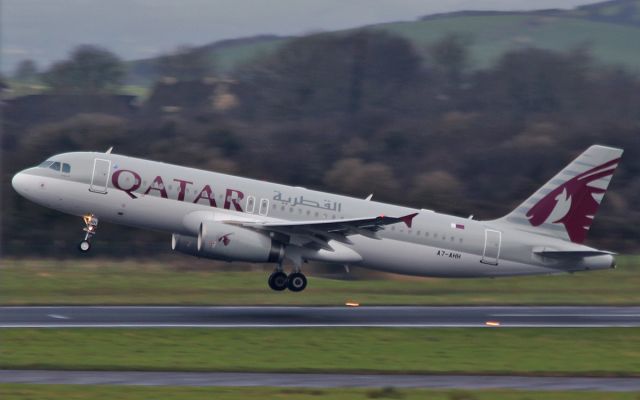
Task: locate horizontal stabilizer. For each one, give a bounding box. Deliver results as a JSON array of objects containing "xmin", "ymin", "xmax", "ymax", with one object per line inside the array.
[{"xmin": 534, "ymin": 250, "xmax": 615, "ymax": 258}]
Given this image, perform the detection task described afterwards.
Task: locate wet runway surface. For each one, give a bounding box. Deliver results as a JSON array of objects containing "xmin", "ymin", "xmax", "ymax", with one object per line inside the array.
[
  {"xmin": 1, "ymin": 306, "xmax": 640, "ymax": 327},
  {"xmin": 0, "ymin": 370, "xmax": 639, "ymax": 391}
]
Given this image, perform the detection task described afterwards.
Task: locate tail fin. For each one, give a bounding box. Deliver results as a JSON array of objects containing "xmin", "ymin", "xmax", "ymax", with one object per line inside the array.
[{"xmin": 498, "ymin": 145, "xmax": 623, "ymax": 244}]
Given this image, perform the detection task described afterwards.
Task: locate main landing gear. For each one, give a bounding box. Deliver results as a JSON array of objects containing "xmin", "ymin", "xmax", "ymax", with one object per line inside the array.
[
  {"xmin": 268, "ymin": 266, "xmax": 308, "ymax": 292},
  {"xmin": 78, "ymin": 214, "xmax": 98, "ymax": 253}
]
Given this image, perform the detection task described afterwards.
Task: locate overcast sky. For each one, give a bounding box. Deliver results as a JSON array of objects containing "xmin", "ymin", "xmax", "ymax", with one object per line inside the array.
[{"xmin": 2, "ymin": 0, "xmax": 598, "ymax": 74}]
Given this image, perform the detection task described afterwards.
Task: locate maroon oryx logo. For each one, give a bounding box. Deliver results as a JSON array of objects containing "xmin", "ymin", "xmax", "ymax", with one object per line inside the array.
[
  {"xmin": 526, "ymin": 158, "xmax": 620, "ymax": 243},
  {"xmin": 217, "ymin": 233, "xmax": 233, "ymax": 247}
]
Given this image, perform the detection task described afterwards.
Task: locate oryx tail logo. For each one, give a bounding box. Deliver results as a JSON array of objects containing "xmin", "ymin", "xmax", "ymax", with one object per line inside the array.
[
  {"xmin": 526, "ymin": 158, "xmax": 620, "ymax": 243},
  {"xmin": 217, "ymin": 233, "xmax": 233, "ymax": 247}
]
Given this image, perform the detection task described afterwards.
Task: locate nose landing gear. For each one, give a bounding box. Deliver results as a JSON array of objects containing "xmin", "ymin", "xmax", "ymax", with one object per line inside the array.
[{"xmin": 78, "ymin": 214, "xmax": 98, "ymax": 253}]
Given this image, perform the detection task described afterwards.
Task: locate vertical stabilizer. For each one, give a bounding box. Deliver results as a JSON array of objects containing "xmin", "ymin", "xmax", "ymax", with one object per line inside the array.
[{"xmin": 498, "ymin": 145, "xmax": 623, "ymax": 243}]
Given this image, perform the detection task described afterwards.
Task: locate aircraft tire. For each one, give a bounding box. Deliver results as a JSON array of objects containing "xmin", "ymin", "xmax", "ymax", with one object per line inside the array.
[
  {"xmin": 268, "ymin": 271, "xmax": 288, "ymax": 291},
  {"xmin": 287, "ymin": 272, "xmax": 307, "ymax": 292},
  {"xmin": 78, "ymin": 240, "xmax": 91, "ymax": 253}
]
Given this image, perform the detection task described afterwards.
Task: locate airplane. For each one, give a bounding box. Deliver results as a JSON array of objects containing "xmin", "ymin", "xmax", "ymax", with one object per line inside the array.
[{"xmin": 11, "ymin": 145, "xmax": 622, "ymax": 292}]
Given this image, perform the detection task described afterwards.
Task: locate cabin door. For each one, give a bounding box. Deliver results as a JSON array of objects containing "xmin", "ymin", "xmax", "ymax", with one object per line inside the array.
[
  {"xmin": 481, "ymin": 229, "xmax": 501, "ymax": 265},
  {"xmin": 89, "ymin": 158, "xmax": 111, "ymax": 194}
]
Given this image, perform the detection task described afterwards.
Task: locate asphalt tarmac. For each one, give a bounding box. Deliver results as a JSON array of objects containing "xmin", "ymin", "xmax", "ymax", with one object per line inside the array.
[
  {"xmin": 1, "ymin": 306, "xmax": 640, "ymax": 327},
  {"xmin": 0, "ymin": 370, "xmax": 639, "ymax": 391}
]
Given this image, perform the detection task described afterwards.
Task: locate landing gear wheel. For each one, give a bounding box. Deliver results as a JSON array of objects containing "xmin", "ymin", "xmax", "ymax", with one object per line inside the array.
[
  {"xmin": 268, "ymin": 271, "xmax": 288, "ymax": 291},
  {"xmin": 78, "ymin": 240, "xmax": 91, "ymax": 253},
  {"xmin": 287, "ymin": 272, "xmax": 307, "ymax": 292}
]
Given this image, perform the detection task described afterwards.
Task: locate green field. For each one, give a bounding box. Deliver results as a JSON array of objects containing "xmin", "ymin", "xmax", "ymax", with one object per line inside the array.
[
  {"xmin": 1, "ymin": 328, "xmax": 639, "ymax": 376},
  {"xmin": 1, "ymin": 384, "xmax": 637, "ymax": 400},
  {"xmin": 1, "ymin": 256, "xmax": 638, "ymax": 305}
]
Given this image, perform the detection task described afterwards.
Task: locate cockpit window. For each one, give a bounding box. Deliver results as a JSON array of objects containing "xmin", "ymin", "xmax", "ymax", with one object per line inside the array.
[
  {"xmin": 49, "ymin": 162, "xmax": 61, "ymax": 171},
  {"xmin": 38, "ymin": 161, "xmax": 54, "ymax": 168},
  {"xmin": 62, "ymin": 163, "xmax": 71, "ymax": 174}
]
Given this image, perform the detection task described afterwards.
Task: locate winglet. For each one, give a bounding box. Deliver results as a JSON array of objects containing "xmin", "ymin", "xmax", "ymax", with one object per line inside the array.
[{"xmin": 400, "ymin": 213, "xmax": 418, "ymax": 228}]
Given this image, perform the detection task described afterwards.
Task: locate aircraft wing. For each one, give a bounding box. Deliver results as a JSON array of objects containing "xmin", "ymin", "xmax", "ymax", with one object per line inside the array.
[{"xmin": 238, "ymin": 213, "xmax": 418, "ymax": 245}]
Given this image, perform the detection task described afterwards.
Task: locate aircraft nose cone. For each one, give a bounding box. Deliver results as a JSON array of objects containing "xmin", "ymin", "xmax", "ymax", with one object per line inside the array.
[{"xmin": 11, "ymin": 171, "xmax": 29, "ymax": 196}]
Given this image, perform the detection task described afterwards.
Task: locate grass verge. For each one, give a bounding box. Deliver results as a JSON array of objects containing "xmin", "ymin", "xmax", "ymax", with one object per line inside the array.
[
  {"xmin": 1, "ymin": 384, "xmax": 638, "ymax": 400},
  {"xmin": 0, "ymin": 256, "xmax": 639, "ymax": 305},
  {"xmin": 1, "ymin": 328, "xmax": 639, "ymax": 376}
]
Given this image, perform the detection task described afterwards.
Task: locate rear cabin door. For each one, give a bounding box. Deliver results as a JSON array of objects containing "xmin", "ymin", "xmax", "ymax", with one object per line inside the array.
[
  {"xmin": 481, "ymin": 229, "xmax": 501, "ymax": 265},
  {"xmin": 89, "ymin": 158, "xmax": 111, "ymax": 194}
]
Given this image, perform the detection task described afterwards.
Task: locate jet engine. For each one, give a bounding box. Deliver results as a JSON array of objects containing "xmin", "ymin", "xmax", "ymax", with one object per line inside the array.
[
  {"xmin": 171, "ymin": 234, "xmax": 199, "ymax": 257},
  {"xmin": 186, "ymin": 221, "xmax": 285, "ymax": 263}
]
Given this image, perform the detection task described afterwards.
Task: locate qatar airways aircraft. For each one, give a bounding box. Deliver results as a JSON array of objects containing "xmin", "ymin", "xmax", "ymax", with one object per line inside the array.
[{"xmin": 12, "ymin": 145, "xmax": 622, "ymax": 292}]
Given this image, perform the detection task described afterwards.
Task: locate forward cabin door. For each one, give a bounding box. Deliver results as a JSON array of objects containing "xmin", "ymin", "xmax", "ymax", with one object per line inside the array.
[
  {"xmin": 89, "ymin": 158, "xmax": 111, "ymax": 194},
  {"xmin": 481, "ymin": 229, "xmax": 501, "ymax": 265}
]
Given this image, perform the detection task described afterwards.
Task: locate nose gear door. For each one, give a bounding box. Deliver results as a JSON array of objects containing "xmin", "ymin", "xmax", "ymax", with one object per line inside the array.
[{"xmin": 89, "ymin": 158, "xmax": 111, "ymax": 194}]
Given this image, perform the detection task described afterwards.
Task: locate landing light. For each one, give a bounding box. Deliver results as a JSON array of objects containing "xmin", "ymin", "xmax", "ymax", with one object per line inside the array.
[
  {"xmin": 345, "ymin": 302, "xmax": 360, "ymax": 307},
  {"xmin": 485, "ymin": 321, "xmax": 501, "ymax": 327}
]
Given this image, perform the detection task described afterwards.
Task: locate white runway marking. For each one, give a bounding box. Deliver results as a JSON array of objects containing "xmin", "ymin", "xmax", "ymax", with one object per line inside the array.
[
  {"xmin": 47, "ymin": 314, "xmax": 70, "ymax": 320},
  {"xmin": 492, "ymin": 314, "xmax": 639, "ymax": 317}
]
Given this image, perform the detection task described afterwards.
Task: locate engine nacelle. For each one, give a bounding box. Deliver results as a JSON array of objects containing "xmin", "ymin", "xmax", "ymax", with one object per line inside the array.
[
  {"xmin": 196, "ymin": 221, "xmax": 284, "ymax": 263},
  {"xmin": 171, "ymin": 234, "xmax": 199, "ymax": 257}
]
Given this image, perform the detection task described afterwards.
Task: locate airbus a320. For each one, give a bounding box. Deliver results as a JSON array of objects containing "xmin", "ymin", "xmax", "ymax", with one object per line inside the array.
[{"xmin": 12, "ymin": 145, "xmax": 622, "ymax": 292}]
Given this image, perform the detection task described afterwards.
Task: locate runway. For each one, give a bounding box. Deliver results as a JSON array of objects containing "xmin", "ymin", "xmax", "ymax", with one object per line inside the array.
[
  {"xmin": 1, "ymin": 306, "xmax": 640, "ymax": 327},
  {"xmin": 1, "ymin": 370, "xmax": 639, "ymax": 391}
]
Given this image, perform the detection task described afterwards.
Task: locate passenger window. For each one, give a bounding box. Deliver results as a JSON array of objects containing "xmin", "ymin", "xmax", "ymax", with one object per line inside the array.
[
  {"xmin": 245, "ymin": 196, "xmax": 256, "ymax": 214},
  {"xmin": 62, "ymin": 163, "xmax": 71, "ymax": 175},
  {"xmin": 259, "ymin": 199, "xmax": 269, "ymax": 216},
  {"xmin": 49, "ymin": 162, "xmax": 61, "ymax": 171}
]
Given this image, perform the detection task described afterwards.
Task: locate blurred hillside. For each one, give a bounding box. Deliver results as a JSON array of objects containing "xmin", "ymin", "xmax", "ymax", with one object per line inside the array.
[
  {"xmin": 1, "ymin": 5, "xmax": 639, "ymax": 257},
  {"xmin": 118, "ymin": 0, "xmax": 640, "ymax": 84}
]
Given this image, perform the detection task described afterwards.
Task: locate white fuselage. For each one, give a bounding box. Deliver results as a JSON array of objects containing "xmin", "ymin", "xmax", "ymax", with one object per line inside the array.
[{"xmin": 12, "ymin": 152, "xmax": 615, "ymax": 277}]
